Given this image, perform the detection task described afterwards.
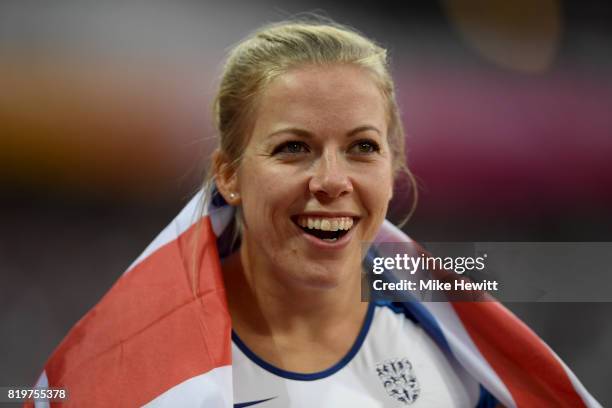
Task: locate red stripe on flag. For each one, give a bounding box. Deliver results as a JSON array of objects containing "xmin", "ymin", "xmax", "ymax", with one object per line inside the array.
[
  {"xmin": 452, "ymin": 302, "xmax": 585, "ymax": 407},
  {"xmin": 37, "ymin": 217, "xmax": 231, "ymax": 407}
]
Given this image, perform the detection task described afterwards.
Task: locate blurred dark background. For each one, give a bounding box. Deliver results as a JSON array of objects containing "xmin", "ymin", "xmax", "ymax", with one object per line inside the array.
[{"xmin": 1, "ymin": 0, "xmax": 611, "ymax": 405}]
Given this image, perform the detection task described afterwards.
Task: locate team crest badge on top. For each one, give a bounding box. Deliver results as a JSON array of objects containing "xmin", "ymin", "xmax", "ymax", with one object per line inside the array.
[{"xmin": 376, "ymin": 358, "xmax": 420, "ymax": 405}]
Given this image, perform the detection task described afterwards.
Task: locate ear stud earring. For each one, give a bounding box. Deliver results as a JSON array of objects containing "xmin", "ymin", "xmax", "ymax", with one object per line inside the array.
[{"xmin": 229, "ymin": 193, "xmax": 236, "ymax": 200}]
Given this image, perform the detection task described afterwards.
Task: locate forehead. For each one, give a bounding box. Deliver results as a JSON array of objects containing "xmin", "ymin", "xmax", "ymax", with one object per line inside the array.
[{"xmin": 251, "ymin": 64, "xmax": 387, "ymax": 137}]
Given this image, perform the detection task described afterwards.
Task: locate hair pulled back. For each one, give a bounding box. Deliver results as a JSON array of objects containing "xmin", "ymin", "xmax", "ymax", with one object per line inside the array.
[{"xmin": 203, "ymin": 18, "xmax": 416, "ymax": 228}]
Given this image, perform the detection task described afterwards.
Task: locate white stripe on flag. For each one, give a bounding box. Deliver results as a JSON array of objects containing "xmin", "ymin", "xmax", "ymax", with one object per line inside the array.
[
  {"xmin": 209, "ymin": 205, "xmax": 235, "ymax": 237},
  {"xmin": 125, "ymin": 191, "xmax": 207, "ymax": 274},
  {"xmin": 142, "ymin": 365, "xmax": 233, "ymax": 408},
  {"xmin": 425, "ymin": 302, "xmax": 516, "ymax": 408},
  {"xmin": 33, "ymin": 370, "xmax": 50, "ymax": 408}
]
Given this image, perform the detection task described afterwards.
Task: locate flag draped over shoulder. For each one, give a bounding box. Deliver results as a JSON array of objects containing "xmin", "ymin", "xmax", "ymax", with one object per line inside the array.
[{"xmin": 28, "ymin": 189, "xmax": 600, "ymax": 407}]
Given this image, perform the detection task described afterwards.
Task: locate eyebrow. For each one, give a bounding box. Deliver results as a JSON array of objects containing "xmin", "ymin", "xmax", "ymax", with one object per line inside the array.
[{"xmin": 267, "ymin": 125, "xmax": 382, "ymax": 139}]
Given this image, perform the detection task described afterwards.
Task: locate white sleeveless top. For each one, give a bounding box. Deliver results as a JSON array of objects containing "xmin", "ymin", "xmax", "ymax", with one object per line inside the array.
[{"xmin": 232, "ymin": 302, "xmax": 484, "ymax": 408}]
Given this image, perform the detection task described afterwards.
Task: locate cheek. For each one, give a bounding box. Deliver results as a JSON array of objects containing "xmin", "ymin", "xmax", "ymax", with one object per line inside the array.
[
  {"xmin": 362, "ymin": 165, "xmax": 394, "ymax": 207},
  {"xmin": 238, "ymin": 160, "xmax": 302, "ymax": 224},
  {"xmin": 364, "ymin": 184, "xmax": 392, "ymax": 217},
  {"xmin": 358, "ymin": 169, "xmax": 394, "ymax": 237}
]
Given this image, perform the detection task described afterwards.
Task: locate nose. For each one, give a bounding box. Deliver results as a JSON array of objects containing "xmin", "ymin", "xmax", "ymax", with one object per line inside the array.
[{"xmin": 308, "ymin": 150, "xmax": 353, "ymax": 199}]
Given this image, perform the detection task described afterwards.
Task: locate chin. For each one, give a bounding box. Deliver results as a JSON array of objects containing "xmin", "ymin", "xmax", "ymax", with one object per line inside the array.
[{"xmin": 289, "ymin": 261, "xmax": 354, "ymax": 290}]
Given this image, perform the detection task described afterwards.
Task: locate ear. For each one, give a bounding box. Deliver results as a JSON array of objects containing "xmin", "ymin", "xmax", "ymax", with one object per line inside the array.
[{"xmin": 212, "ymin": 149, "xmax": 241, "ymax": 206}]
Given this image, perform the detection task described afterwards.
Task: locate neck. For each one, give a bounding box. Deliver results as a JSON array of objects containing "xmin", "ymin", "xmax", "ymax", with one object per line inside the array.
[{"xmin": 222, "ymin": 242, "xmax": 367, "ymax": 341}]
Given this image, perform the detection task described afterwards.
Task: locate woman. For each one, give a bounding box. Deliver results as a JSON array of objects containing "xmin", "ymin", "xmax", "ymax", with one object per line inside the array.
[
  {"xmin": 211, "ymin": 21, "xmax": 484, "ymax": 407},
  {"xmin": 30, "ymin": 20, "xmax": 598, "ymax": 408}
]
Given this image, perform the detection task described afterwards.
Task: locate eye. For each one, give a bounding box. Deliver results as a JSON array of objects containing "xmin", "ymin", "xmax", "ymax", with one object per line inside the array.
[
  {"xmin": 349, "ymin": 140, "xmax": 380, "ymax": 154},
  {"xmin": 272, "ymin": 141, "xmax": 310, "ymax": 155}
]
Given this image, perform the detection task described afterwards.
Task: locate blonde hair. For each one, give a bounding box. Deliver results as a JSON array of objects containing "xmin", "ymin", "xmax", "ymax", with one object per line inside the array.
[{"xmin": 201, "ymin": 18, "xmax": 417, "ymax": 250}]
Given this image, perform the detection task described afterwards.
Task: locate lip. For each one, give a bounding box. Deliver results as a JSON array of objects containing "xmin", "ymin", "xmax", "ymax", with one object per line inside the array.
[
  {"xmin": 291, "ymin": 211, "xmax": 359, "ymax": 221},
  {"xmin": 291, "ymin": 215, "xmax": 360, "ymax": 250}
]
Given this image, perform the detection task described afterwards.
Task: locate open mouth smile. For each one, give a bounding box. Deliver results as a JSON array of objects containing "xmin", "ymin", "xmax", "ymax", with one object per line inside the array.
[{"xmin": 292, "ymin": 215, "xmax": 359, "ymax": 245}]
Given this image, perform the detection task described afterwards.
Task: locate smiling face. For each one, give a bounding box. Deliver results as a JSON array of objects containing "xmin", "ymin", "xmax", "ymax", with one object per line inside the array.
[{"xmin": 222, "ymin": 64, "xmax": 394, "ymax": 289}]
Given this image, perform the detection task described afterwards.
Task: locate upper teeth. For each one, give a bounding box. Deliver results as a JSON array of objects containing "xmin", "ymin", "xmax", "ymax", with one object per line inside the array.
[{"xmin": 297, "ymin": 216, "xmax": 354, "ymax": 231}]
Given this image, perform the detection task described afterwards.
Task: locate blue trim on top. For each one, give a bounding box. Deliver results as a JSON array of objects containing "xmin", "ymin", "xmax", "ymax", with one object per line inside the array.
[
  {"xmin": 234, "ymin": 397, "xmax": 277, "ymax": 407},
  {"xmin": 232, "ymin": 301, "xmax": 375, "ymax": 381}
]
